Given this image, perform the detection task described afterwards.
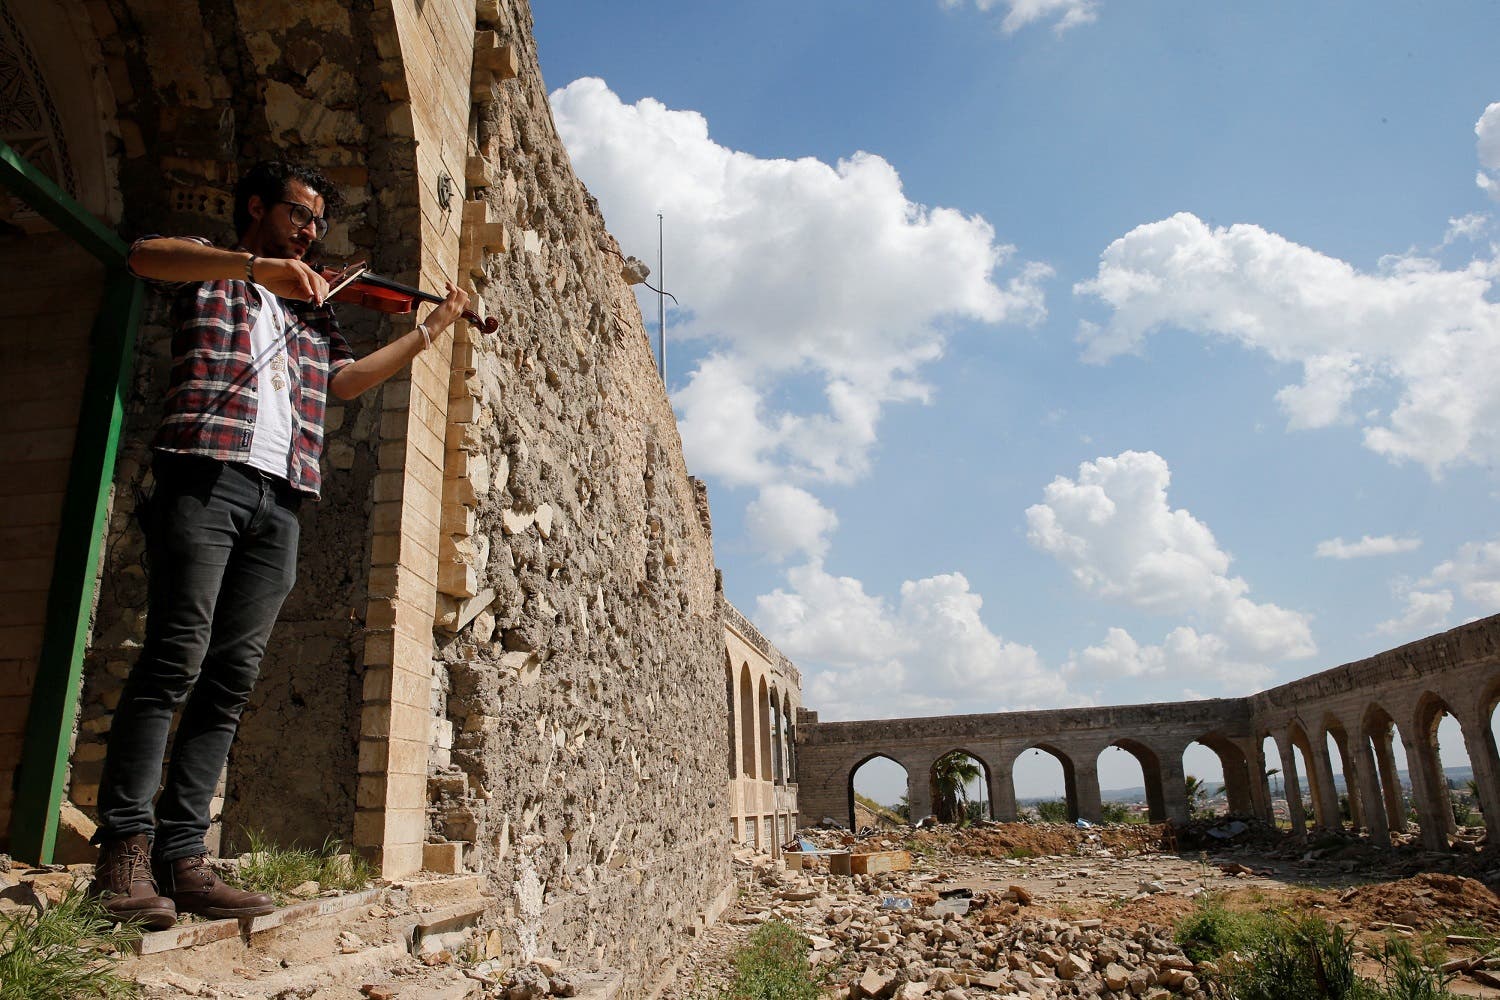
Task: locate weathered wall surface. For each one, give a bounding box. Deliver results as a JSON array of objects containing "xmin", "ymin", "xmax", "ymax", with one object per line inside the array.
[{"xmin": 422, "ymin": 2, "xmax": 732, "ymax": 974}]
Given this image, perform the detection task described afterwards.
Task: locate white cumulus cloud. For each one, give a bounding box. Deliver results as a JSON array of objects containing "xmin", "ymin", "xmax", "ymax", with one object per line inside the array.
[
  {"xmin": 1376, "ymin": 590, "xmax": 1454, "ymax": 637},
  {"xmin": 1074, "ymin": 212, "xmax": 1500, "ymax": 476},
  {"xmin": 1373, "ymin": 536, "xmax": 1500, "ymax": 639},
  {"xmin": 1315, "ymin": 535, "xmax": 1422, "ymax": 560},
  {"xmin": 744, "ymin": 485, "xmax": 840, "ymax": 563},
  {"xmin": 552, "ymin": 77, "xmax": 1049, "ymax": 488},
  {"xmin": 1423, "ymin": 539, "xmax": 1500, "ymax": 608},
  {"xmin": 756, "ymin": 565, "xmax": 1072, "ymax": 720},
  {"xmin": 1066, "ymin": 625, "xmax": 1273, "ymax": 693},
  {"xmin": 942, "ymin": 0, "xmax": 1101, "ymax": 35},
  {"xmin": 1478, "ymin": 103, "xmax": 1500, "ymax": 200},
  {"xmin": 1026, "ymin": 451, "xmax": 1315, "ymax": 687}
]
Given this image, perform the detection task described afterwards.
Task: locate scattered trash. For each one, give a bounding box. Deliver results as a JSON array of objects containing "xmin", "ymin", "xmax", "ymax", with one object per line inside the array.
[
  {"xmin": 930, "ymin": 896, "xmax": 971, "ymax": 917},
  {"xmin": 1207, "ymin": 820, "xmax": 1248, "ymax": 840}
]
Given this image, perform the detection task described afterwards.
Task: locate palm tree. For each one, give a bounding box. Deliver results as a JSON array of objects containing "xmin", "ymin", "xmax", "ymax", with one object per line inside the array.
[
  {"xmin": 1185, "ymin": 774, "xmax": 1206, "ymax": 817},
  {"xmin": 931, "ymin": 752, "xmax": 983, "ymax": 823}
]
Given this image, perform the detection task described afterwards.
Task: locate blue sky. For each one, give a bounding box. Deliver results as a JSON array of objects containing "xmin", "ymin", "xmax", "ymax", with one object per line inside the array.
[{"xmin": 533, "ymin": 1, "xmax": 1500, "ymax": 798}]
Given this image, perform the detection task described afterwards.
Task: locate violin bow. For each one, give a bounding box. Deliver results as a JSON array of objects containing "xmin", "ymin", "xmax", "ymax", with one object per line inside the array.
[{"xmin": 325, "ymin": 261, "xmax": 369, "ymax": 298}]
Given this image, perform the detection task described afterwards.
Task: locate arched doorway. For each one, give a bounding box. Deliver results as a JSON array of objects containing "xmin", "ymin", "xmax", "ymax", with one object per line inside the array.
[
  {"xmin": 930, "ymin": 750, "xmax": 992, "ymax": 824},
  {"xmin": 1101, "ymin": 740, "xmax": 1163, "ymax": 822},
  {"xmin": 849, "ymin": 754, "xmax": 909, "ymax": 830},
  {"xmin": 1014, "ymin": 744, "xmax": 1076, "ymax": 822}
]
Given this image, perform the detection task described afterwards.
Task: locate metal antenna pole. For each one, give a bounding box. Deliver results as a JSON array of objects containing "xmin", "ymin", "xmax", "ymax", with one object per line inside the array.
[{"xmin": 657, "ymin": 213, "xmax": 665, "ymax": 380}]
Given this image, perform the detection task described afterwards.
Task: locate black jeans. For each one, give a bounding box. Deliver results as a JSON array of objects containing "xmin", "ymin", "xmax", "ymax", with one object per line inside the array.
[{"xmin": 96, "ymin": 454, "xmax": 301, "ymax": 861}]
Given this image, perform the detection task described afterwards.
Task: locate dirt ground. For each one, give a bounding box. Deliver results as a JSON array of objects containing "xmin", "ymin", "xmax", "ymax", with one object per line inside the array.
[{"xmin": 664, "ymin": 821, "xmax": 1500, "ymax": 998}]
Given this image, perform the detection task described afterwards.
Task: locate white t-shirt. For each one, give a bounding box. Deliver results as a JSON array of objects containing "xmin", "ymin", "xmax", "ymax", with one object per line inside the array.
[{"xmin": 245, "ymin": 285, "xmax": 296, "ymax": 479}]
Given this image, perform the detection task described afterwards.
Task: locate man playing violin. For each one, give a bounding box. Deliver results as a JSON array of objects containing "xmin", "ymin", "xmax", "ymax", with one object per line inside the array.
[{"xmin": 90, "ymin": 160, "xmax": 468, "ymax": 929}]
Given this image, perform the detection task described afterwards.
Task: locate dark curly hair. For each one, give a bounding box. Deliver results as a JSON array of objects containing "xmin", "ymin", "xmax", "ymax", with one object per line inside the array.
[{"xmin": 232, "ymin": 160, "xmax": 342, "ymax": 238}]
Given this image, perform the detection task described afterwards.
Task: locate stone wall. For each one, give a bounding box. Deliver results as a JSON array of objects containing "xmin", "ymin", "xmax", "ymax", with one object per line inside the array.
[
  {"xmin": 421, "ymin": 2, "xmax": 732, "ymax": 972},
  {"xmin": 36, "ymin": 0, "xmax": 737, "ymax": 983}
]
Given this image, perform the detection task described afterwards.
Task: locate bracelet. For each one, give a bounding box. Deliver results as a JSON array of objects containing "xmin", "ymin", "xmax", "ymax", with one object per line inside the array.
[
  {"xmin": 417, "ymin": 323, "xmax": 432, "ymax": 350},
  {"xmin": 245, "ymin": 254, "xmax": 257, "ymax": 284}
]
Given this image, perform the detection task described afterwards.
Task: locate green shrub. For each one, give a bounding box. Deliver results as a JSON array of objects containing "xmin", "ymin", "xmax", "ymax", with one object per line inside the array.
[
  {"xmin": 1371, "ymin": 937, "xmax": 1459, "ymax": 1000},
  {"xmin": 1034, "ymin": 800, "xmax": 1068, "ymax": 823},
  {"xmin": 0, "ymin": 890, "xmax": 142, "ymax": 999},
  {"xmin": 1174, "ymin": 894, "xmax": 1263, "ymax": 964},
  {"xmin": 721, "ymin": 921, "xmax": 821, "ymax": 1000},
  {"xmin": 1190, "ymin": 909, "xmax": 1460, "ymax": 1000}
]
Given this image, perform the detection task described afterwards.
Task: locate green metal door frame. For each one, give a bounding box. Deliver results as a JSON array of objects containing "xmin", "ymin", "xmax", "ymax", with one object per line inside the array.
[{"xmin": 0, "ymin": 138, "xmax": 142, "ymax": 863}]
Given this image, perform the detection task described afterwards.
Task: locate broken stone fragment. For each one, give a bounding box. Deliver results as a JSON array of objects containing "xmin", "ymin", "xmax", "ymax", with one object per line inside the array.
[
  {"xmin": 858, "ymin": 968, "xmax": 897, "ymax": 999},
  {"xmin": 502, "ymin": 507, "xmax": 535, "ymax": 535}
]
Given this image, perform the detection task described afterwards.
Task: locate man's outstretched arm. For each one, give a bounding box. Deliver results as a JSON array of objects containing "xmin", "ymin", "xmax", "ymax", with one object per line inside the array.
[
  {"xmin": 128, "ymin": 237, "xmax": 330, "ymax": 304},
  {"xmin": 329, "ymin": 281, "xmax": 471, "ymax": 400}
]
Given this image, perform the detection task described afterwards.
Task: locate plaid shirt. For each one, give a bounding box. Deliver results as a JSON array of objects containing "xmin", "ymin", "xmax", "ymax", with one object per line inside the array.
[{"xmin": 130, "ymin": 237, "xmax": 355, "ymax": 498}]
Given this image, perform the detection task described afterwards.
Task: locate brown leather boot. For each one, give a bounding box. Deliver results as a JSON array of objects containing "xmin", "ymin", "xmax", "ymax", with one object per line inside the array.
[
  {"xmin": 90, "ymin": 834, "xmax": 177, "ymax": 930},
  {"xmin": 155, "ymin": 854, "xmax": 275, "ymax": 919}
]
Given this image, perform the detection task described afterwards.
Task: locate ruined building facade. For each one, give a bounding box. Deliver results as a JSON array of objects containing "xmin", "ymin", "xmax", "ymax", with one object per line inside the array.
[
  {"xmin": 722, "ymin": 597, "xmax": 802, "ymax": 856},
  {"xmin": 0, "ymin": 0, "xmax": 738, "ymax": 982}
]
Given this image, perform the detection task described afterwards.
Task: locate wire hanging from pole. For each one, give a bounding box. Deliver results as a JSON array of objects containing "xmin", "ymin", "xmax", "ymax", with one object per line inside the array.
[{"xmin": 657, "ymin": 213, "xmax": 665, "ymax": 380}]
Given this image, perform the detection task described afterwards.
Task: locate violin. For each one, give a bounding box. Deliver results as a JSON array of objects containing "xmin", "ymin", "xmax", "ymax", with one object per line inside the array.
[{"xmin": 320, "ymin": 263, "xmax": 498, "ymax": 333}]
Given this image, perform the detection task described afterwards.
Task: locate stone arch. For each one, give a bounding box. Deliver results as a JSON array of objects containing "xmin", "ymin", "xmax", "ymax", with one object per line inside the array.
[
  {"xmin": 1411, "ymin": 691, "xmax": 1460, "ymax": 846},
  {"xmin": 739, "ymin": 664, "xmax": 756, "ymax": 779},
  {"xmin": 1014, "ymin": 743, "xmax": 1079, "ymax": 822},
  {"xmin": 1286, "ymin": 720, "xmax": 1336, "ymax": 829},
  {"xmin": 782, "ymin": 691, "xmax": 795, "ymax": 784},
  {"xmin": 769, "ymin": 684, "xmax": 783, "ymax": 783},
  {"xmin": 929, "ymin": 748, "xmax": 994, "ymax": 823},
  {"xmin": 0, "ymin": 0, "xmax": 122, "ymax": 223},
  {"xmin": 1189, "ymin": 730, "xmax": 1255, "ymax": 817},
  {"xmin": 757, "ymin": 677, "xmax": 773, "ymax": 780},
  {"xmin": 1257, "ymin": 732, "xmax": 1289, "ymax": 826},
  {"xmin": 1321, "ymin": 714, "xmax": 1362, "ymax": 829},
  {"xmin": 724, "ymin": 655, "xmax": 736, "ymax": 779},
  {"xmin": 1361, "ymin": 702, "xmax": 1409, "ymax": 837},
  {"xmin": 1466, "ymin": 676, "xmax": 1500, "ymax": 840},
  {"xmin": 1104, "ymin": 739, "xmax": 1165, "ymax": 822},
  {"xmin": 848, "ymin": 753, "xmax": 909, "ymax": 831}
]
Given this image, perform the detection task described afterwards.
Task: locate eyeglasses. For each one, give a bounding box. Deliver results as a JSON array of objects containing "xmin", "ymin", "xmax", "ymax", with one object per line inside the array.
[{"xmin": 277, "ymin": 200, "xmax": 330, "ymax": 239}]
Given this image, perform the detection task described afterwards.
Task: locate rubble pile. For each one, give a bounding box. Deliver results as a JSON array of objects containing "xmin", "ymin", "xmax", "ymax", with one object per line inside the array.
[
  {"xmin": 664, "ymin": 823, "xmax": 1500, "ymax": 1000},
  {"xmin": 671, "ymin": 848, "xmax": 1215, "ymax": 1000}
]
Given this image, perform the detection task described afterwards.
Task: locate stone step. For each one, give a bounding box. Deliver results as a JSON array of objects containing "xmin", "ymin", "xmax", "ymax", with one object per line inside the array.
[
  {"xmin": 135, "ymin": 887, "xmax": 384, "ymax": 956},
  {"xmin": 125, "ymin": 874, "xmax": 492, "ymax": 997}
]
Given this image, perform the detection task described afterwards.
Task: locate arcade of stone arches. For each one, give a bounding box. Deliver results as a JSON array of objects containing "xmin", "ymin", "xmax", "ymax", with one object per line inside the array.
[{"xmin": 796, "ymin": 616, "xmax": 1500, "ymax": 851}]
